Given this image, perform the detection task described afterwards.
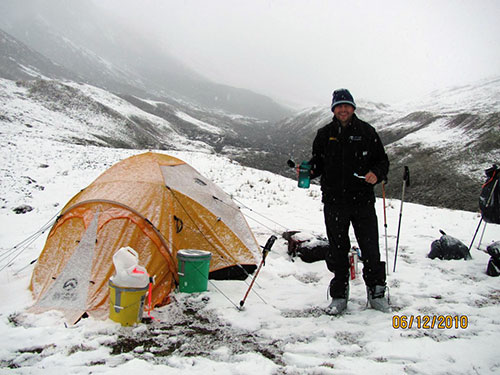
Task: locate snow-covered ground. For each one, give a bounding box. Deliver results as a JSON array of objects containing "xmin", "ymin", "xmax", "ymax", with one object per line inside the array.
[
  {"xmin": 1, "ymin": 134, "xmax": 499, "ymax": 374},
  {"xmin": 407, "ymin": 76, "xmax": 500, "ymax": 116}
]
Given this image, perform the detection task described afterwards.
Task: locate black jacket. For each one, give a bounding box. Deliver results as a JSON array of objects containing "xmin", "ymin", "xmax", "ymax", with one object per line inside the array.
[{"xmin": 310, "ymin": 114, "xmax": 389, "ymax": 206}]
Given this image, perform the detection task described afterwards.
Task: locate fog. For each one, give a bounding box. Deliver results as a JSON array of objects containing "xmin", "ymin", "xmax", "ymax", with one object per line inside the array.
[{"xmin": 88, "ymin": 1, "xmax": 500, "ymax": 108}]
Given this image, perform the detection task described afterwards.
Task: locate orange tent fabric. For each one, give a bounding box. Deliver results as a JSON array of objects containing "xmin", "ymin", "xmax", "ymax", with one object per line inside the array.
[{"xmin": 30, "ymin": 152, "xmax": 259, "ymax": 323}]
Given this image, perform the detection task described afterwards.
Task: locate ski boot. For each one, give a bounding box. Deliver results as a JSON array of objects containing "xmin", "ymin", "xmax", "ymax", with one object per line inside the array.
[
  {"xmin": 325, "ymin": 281, "xmax": 349, "ymax": 315},
  {"xmin": 366, "ymin": 285, "xmax": 391, "ymax": 313}
]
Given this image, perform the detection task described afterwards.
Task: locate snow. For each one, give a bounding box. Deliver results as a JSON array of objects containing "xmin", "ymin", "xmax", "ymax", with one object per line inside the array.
[
  {"xmin": 407, "ymin": 76, "xmax": 500, "ymax": 116},
  {"xmin": 1, "ymin": 80, "xmax": 500, "ymax": 374},
  {"xmin": 175, "ymin": 110, "xmax": 223, "ymax": 135},
  {"xmin": 0, "ymin": 77, "xmax": 213, "ymax": 153},
  {"xmin": 1, "ymin": 139, "xmax": 499, "ymax": 374},
  {"xmin": 393, "ymin": 117, "xmax": 465, "ymax": 149}
]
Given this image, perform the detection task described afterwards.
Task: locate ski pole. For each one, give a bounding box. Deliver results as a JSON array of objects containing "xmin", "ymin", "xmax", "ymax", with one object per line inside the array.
[
  {"xmin": 468, "ymin": 218, "xmax": 483, "ymax": 251},
  {"xmin": 393, "ymin": 166, "xmax": 410, "ymax": 273},
  {"xmin": 239, "ymin": 235, "xmax": 277, "ymax": 309},
  {"xmin": 382, "ymin": 180, "xmax": 389, "ymax": 275}
]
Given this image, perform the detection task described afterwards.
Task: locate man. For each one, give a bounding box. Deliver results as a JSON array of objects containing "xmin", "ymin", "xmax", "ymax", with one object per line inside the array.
[{"xmin": 309, "ymin": 88, "xmax": 390, "ymax": 315}]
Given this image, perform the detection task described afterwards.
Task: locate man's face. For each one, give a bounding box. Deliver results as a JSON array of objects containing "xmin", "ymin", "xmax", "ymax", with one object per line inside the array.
[{"xmin": 333, "ymin": 104, "xmax": 355, "ymax": 125}]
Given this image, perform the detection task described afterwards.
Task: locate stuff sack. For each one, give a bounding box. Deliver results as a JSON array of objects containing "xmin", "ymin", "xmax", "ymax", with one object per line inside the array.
[
  {"xmin": 486, "ymin": 241, "xmax": 500, "ymax": 277},
  {"xmin": 283, "ymin": 231, "xmax": 329, "ymax": 263},
  {"xmin": 428, "ymin": 230, "xmax": 472, "ymax": 260},
  {"xmin": 479, "ymin": 164, "xmax": 500, "ymax": 224}
]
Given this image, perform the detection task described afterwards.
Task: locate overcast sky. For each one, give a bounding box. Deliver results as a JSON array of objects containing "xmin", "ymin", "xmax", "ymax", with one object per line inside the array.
[{"xmin": 98, "ymin": 0, "xmax": 500, "ymax": 108}]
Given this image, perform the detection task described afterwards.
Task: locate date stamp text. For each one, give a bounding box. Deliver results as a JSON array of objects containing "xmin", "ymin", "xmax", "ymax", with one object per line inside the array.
[{"xmin": 392, "ymin": 315, "xmax": 468, "ymax": 329}]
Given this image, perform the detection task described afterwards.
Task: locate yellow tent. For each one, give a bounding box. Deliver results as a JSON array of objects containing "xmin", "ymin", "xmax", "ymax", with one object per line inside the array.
[{"xmin": 30, "ymin": 152, "xmax": 259, "ymax": 323}]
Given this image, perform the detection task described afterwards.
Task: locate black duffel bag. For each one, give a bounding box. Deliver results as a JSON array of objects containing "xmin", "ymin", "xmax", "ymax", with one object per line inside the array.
[
  {"xmin": 486, "ymin": 241, "xmax": 500, "ymax": 277},
  {"xmin": 428, "ymin": 230, "xmax": 472, "ymax": 260}
]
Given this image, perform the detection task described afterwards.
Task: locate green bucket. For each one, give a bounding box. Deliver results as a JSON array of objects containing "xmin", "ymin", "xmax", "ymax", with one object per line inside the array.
[{"xmin": 177, "ymin": 249, "xmax": 212, "ymax": 293}]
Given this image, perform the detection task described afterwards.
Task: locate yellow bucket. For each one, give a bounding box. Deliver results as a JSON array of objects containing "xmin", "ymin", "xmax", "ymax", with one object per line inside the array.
[{"xmin": 108, "ymin": 280, "xmax": 148, "ymax": 326}]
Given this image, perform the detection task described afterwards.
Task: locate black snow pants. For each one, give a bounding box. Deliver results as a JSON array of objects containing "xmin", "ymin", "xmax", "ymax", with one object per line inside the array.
[{"xmin": 324, "ymin": 202, "xmax": 386, "ymax": 298}]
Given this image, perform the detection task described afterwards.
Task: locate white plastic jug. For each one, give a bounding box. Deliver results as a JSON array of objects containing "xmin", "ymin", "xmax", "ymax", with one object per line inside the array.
[{"xmin": 111, "ymin": 247, "xmax": 149, "ymax": 288}]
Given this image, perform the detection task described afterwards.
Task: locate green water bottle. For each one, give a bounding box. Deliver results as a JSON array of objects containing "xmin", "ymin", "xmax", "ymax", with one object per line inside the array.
[{"xmin": 298, "ymin": 161, "xmax": 311, "ymax": 189}]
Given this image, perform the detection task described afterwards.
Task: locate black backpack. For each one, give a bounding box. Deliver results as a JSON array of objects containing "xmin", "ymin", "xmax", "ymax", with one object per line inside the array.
[
  {"xmin": 282, "ymin": 231, "xmax": 328, "ymax": 263},
  {"xmin": 479, "ymin": 165, "xmax": 500, "ymax": 224},
  {"xmin": 428, "ymin": 230, "xmax": 472, "ymax": 260},
  {"xmin": 486, "ymin": 241, "xmax": 500, "ymax": 277}
]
